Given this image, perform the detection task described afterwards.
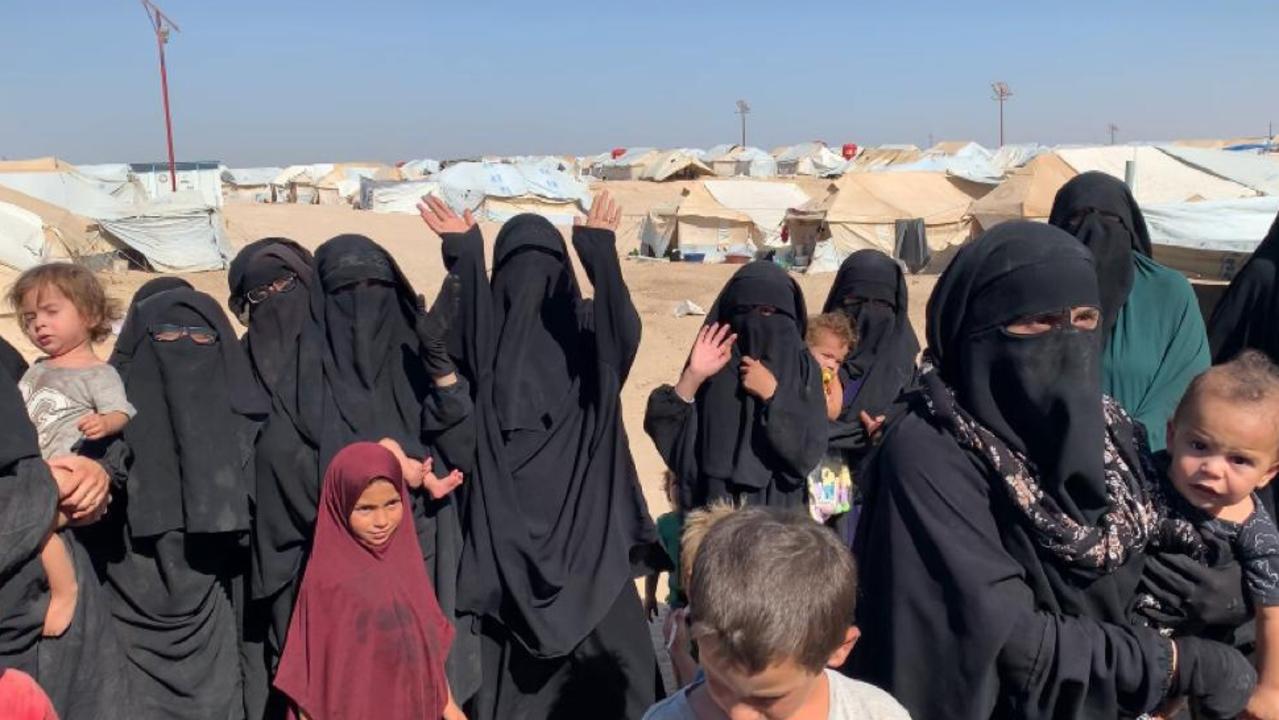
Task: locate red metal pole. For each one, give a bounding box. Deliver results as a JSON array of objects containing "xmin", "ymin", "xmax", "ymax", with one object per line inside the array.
[{"xmin": 155, "ymin": 10, "xmax": 177, "ymax": 192}]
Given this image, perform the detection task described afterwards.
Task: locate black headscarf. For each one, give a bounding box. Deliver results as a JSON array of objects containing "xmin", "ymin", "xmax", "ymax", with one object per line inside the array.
[
  {"xmin": 927, "ymin": 220, "xmax": 1109, "ymax": 524},
  {"xmin": 112, "ymin": 288, "xmax": 267, "ymax": 537},
  {"xmin": 0, "ymin": 335, "xmax": 27, "ymax": 386},
  {"xmin": 695, "ymin": 261, "xmax": 826, "ymax": 503},
  {"xmin": 1049, "ymin": 172, "xmax": 1153, "ymax": 340},
  {"xmin": 490, "ymin": 215, "xmax": 582, "ymax": 433},
  {"xmin": 821, "ymin": 249, "xmax": 919, "ymax": 420},
  {"xmin": 228, "ymin": 238, "xmax": 315, "ymax": 399},
  {"xmin": 108, "ymin": 277, "xmax": 194, "ymax": 376},
  {"xmin": 301, "ymin": 234, "xmax": 434, "ymax": 476},
  {"xmin": 1209, "ymin": 210, "xmax": 1279, "ymax": 365}
]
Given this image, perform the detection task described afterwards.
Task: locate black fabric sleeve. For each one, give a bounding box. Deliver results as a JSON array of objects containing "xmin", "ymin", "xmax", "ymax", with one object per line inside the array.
[
  {"xmin": 0, "ymin": 459, "xmax": 59, "ymax": 665},
  {"xmin": 644, "ymin": 385, "xmax": 699, "ymax": 509},
  {"xmin": 423, "ymin": 378, "xmax": 476, "ymax": 477},
  {"xmin": 758, "ymin": 379, "xmax": 828, "ymax": 478},
  {"xmin": 572, "ymin": 226, "xmax": 642, "ymax": 382},
  {"xmin": 852, "ymin": 414, "xmax": 1172, "ymax": 719},
  {"xmin": 440, "ymin": 226, "xmax": 494, "ymax": 388}
]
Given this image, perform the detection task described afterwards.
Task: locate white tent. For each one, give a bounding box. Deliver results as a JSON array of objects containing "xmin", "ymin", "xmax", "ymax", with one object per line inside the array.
[
  {"xmin": 704, "ymin": 146, "xmax": 778, "ymax": 177},
  {"xmin": 594, "ymin": 148, "xmax": 658, "ymax": 180},
  {"xmin": 1053, "ymin": 146, "xmax": 1258, "ymax": 203},
  {"xmin": 130, "ymin": 161, "xmax": 223, "ymax": 208},
  {"xmin": 1145, "ymin": 196, "xmax": 1279, "ymax": 280},
  {"xmin": 360, "ymin": 177, "xmax": 439, "ymax": 214},
  {"xmin": 775, "ymin": 142, "xmax": 845, "ymax": 176},
  {"xmin": 434, "ymin": 159, "xmax": 592, "ymax": 225},
  {"xmin": 221, "ymin": 167, "xmax": 282, "ymax": 203},
  {"xmin": 702, "ymin": 180, "xmax": 810, "ymax": 246},
  {"xmin": 400, "ymin": 158, "xmax": 441, "ymax": 178},
  {"xmin": 639, "ymin": 150, "xmax": 715, "ymax": 182}
]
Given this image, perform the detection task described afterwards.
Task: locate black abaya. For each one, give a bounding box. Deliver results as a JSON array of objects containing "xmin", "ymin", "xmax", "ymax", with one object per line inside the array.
[
  {"xmin": 0, "ymin": 334, "xmax": 28, "ymax": 383},
  {"xmin": 645, "ymin": 261, "xmax": 827, "ymax": 509},
  {"xmin": 849, "ymin": 222, "xmax": 1174, "ymax": 719},
  {"xmin": 101, "ymin": 288, "xmax": 266, "ymax": 720},
  {"xmin": 441, "ymin": 217, "xmax": 657, "ymax": 718},
  {"xmin": 820, "ymin": 250, "xmax": 918, "ymax": 464},
  {"xmin": 0, "ymin": 365, "xmax": 132, "ymax": 720},
  {"xmin": 1209, "ymin": 210, "xmax": 1279, "ymax": 365}
]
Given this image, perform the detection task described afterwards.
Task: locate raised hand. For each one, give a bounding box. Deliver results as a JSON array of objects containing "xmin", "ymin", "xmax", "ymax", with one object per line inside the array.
[
  {"xmin": 577, "ymin": 190, "xmax": 622, "ymax": 232},
  {"xmin": 417, "ymin": 195, "xmax": 475, "ymax": 236},
  {"xmin": 688, "ymin": 323, "xmax": 736, "ymax": 381}
]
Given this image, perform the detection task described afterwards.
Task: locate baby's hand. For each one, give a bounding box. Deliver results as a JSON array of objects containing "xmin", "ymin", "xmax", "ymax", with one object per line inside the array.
[
  {"xmin": 77, "ymin": 414, "xmax": 110, "ymax": 440},
  {"xmin": 1245, "ymin": 686, "xmax": 1279, "ymax": 720},
  {"xmin": 739, "ymin": 357, "xmax": 778, "ymax": 402}
]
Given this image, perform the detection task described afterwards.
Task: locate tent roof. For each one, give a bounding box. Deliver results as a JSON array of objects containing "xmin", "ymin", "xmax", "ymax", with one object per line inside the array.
[
  {"xmin": 969, "ymin": 152, "xmax": 1078, "ymax": 225},
  {"xmin": 0, "ymin": 157, "xmax": 78, "ymax": 173},
  {"xmin": 0, "ymin": 185, "xmax": 105, "ymax": 258},
  {"xmin": 928, "ymin": 141, "xmax": 984, "ymax": 156},
  {"xmin": 807, "ymin": 172, "xmax": 985, "ymax": 226},
  {"xmin": 1054, "ymin": 145, "xmax": 1257, "ymax": 203},
  {"xmin": 1155, "ymin": 146, "xmax": 1279, "ymax": 196},
  {"xmin": 675, "ymin": 183, "xmax": 751, "ymax": 223},
  {"xmin": 846, "ymin": 146, "xmax": 923, "ymax": 171},
  {"xmin": 640, "ymin": 150, "xmax": 714, "ymax": 182}
]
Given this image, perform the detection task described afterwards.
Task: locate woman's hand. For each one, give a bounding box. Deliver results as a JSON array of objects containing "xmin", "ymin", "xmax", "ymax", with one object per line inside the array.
[
  {"xmin": 47, "ymin": 455, "xmax": 110, "ymax": 525},
  {"xmin": 417, "ymin": 195, "xmax": 475, "ymax": 236},
  {"xmin": 674, "ymin": 323, "xmax": 736, "ymax": 402},
  {"xmin": 740, "ymin": 357, "xmax": 778, "ymax": 402},
  {"xmin": 576, "ymin": 190, "xmax": 622, "ymax": 232},
  {"xmin": 423, "ymin": 467, "xmax": 464, "ymax": 500}
]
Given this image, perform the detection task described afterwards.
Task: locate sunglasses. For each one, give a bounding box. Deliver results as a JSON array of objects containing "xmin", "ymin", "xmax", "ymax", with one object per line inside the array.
[
  {"xmin": 149, "ymin": 324, "xmax": 219, "ymax": 345},
  {"xmin": 246, "ymin": 273, "xmax": 298, "ymax": 304}
]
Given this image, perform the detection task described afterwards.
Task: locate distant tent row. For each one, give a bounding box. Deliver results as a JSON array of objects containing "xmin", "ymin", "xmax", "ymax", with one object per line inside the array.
[
  {"xmin": 640, "ymin": 181, "xmax": 811, "ymax": 258},
  {"xmin": 0, "ymin": 157, "xmax": 231, "ymax": 273}
]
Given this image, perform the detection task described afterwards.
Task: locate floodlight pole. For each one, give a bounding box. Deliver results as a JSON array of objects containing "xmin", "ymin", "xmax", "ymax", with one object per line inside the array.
[
  {"xmin": 736, "ymin": 100, "xmax": 751, "ymax": 147},
  {"xmin": 991, "ymin": 81, "xmax": 1013, "ymax": 147},
  {"xmin": 141, "ymin": 0, "xmax": 180, "ymax": 192},
  {"xmin": 1108, "ymin": 123, "xmax": 1119, "ymax": 145}
]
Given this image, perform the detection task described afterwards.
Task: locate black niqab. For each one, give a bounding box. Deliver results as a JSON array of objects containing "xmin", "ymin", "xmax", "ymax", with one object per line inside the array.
[
  {"xmin": 112, "ymin": 288, "xmax": 267, "ymax": 537},
  {"xmin": 927, "ymin": 220, "xmax": 1108, "ymax": 524},
  {"xmin": 1209, "ymin": 210, "xmax": 1279, "ymax": 364},
  {"xmin": 820, "ymin": 249, "xmax": 919, "ymax": 421},
  {"xmin": 228, "ymin": 238, "xmax": 315, "ymax": 398},
  {"xmin": 1048, "ymin": 171, "xmax": 1152, "ymax": 339},
  {"xmin": 107, "ymin": 277, "xmax": 193, "ymax": 376}
]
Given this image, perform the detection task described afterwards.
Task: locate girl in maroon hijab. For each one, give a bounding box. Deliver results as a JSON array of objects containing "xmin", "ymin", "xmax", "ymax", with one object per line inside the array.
[{"xmin": 274, "ymin": 442, "xmax": 462, "ymax": 719}]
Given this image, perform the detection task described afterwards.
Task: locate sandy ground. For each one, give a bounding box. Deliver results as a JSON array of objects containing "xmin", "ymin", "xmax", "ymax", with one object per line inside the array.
[{"xmin": 0, "ymin": 185, "xmax": 937, "ymax": 534}]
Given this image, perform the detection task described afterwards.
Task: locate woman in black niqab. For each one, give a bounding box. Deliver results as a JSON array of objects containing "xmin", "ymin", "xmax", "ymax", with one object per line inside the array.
[
  {"xmin": 848, "ymin": 221, "xmax": 1251, "ymax": 719},
  {"xmin": 645, "ymin": 261, "xmax": 827, "ymax": 510},
  {"xmin": 424, "ymin": 199, "xmax": 658, "ymax": 720},
  {"xmin": 820, "ymin": 250, "xmax": 918, "ymax": 461},
  {"xmin": 227, "ymin": 237, "xmax": 314, "ymax": 400},
  {"xmin": 99, "ymin": 287, "xmax": 266, "ymax": 720},
  {"xmin": 1210, "ymin": 210, "xmax": 1279, "ymax": 364}
]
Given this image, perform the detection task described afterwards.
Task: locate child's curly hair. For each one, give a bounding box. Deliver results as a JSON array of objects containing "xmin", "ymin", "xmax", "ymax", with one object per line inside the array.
[{"xmin": 7, "ymin": 263, "xmax": 120, "ymax": 343}]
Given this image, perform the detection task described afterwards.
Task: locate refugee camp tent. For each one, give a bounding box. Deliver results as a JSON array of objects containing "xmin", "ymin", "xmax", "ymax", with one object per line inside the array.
[
  {"xmin": 0, "ymin": 158, "xmax": 232, "ymax": 272},
  {"xmin": 639, "ymin": 150, "xmax": 715, "ymax": 182},
  {"xmin": 315, "ymin": 163, "xmax": 402, "ymax": 205},
  {"xmin": 785, "ymin": 172, "xmax": 989, "ymax": 268},
  {"xmin": 839, "ymin": 145, "xmax": 923, "ymax": 173},
  {"xmin": 989, "ymin": 144, "xmax": 1049, "ymax": 172},
  {"xmin": 704, "ymin": 146, "xmax": 778, "ymax": 177},
  {"xmin": 775, "ymin": 142, "xmax": 846, "ymax": 176},
  {"xmin": 221, "ymin": 167, "xmax": 283, "ymax": 203},
  {"xmin": 1155, "ymin": 146, "xmax": 1279, "ymax": 196},
  {"xmin": 702, "ymin": 181, "xmax": 810, "ymax": 246},
  {"xmin": 670, "ymin": 183, "xmax": 755, "ymax": 256},
  {"xmin": 970, "ymin": 152, "xmax": 1079, "ymax": 230},
  {"xmin": 75, "ymin": 164, "xmax": 146, "ymax": 203},
  {"xmin": 433, "ymin": 159, "xmax": 592, "ymax": 225},
  {"xmin": 1145, "ymin": 196, "xmax": 1279, "ymax": 280},
  {"xmin": 0, "ymin": 185, "xmax": 118, "ymax": 271},
  {"xmin": 359, "ymin": 177, "xmax": 440, "ymax": 213},
  {"xmin": 400, "ymin": 158, "xmax": 441, "ymax": 179},
  {"xmin": 271, "ymin": 164, "xmax": 334, "ymax": 204},
  {"xmin": 1054, "ymin": 145, "xmax": 1258, "ymax": 203},
  {"xmin": 130, "ymin": 161, "xmax": 223, "ymax": 208},
  {"xmin": 876, "ymin": 142, "xmax": 1002, "ymax": 184},
  {"xmin": 595, "ymin": 148, "xmax": 659, "ymax": 180}
]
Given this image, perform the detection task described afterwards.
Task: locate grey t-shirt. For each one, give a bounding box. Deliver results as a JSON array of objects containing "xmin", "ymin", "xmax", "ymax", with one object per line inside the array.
[
  {"xmin": 642, "ymin": 669, "xmax": 911, "ymax": 720},
  {"xmin": 19, "ymin": 360, "xmax": 135, "ymax": 458}
]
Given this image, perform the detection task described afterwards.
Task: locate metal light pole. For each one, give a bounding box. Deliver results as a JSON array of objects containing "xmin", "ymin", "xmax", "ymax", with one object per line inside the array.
[
  {"xmin": 141, "ymin": 0, "xmax": 180, "ymax": 192},
  {"xmin": 991, "ymin": 81, "xmax": 1013, "ymax": 147},
  {"xmin": 736, "ymin": 100, "xmax": 751, "ymax": 147},
  {"xmin": 1108, "ymin": 123, "xmax": 1120, "ymax": 145}
]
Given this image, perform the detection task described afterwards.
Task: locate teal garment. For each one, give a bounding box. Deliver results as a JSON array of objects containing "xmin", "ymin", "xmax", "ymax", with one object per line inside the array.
[
  {"xmin": 656, "ymin": 512, "xmax": 685, "ymax": 607},
  {"xmin": 1102, "ymin": 253, "xmax": 1210, "ymax": 452}
]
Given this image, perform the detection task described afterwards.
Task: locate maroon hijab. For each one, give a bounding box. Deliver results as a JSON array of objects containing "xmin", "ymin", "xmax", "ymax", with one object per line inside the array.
[{"xmin": 274, "ymin": 442, "xmax": 453, "ymax": 720}]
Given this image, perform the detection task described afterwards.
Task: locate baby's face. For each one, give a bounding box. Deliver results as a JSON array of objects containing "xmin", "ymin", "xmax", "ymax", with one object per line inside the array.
[
  {"xmin": 807, "ymin": 331, "xmax": 849, "ymax": 373},
  {"xmin": 1167, "ymin": 395, "xmax": 1279, "ymax": 517}
]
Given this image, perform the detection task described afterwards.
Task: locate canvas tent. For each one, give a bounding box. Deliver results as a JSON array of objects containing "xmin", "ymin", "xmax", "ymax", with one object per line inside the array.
[
  {"xmin": 639, "ymin": 150, "xmax": 715, "ymax": 182},
  {"xmin": 785, "ymin": 172, "xmax": 989, "ymax": 269},
  {"xmin": 221, "ymin": 167, "xmax": 283, "ymax": 203},
  {"xmin": 843, "ymin": 146, "xmax": 924, "ymax": 173},
  {"xmin": 75, "ymin": 164, "xmax": 146, "ymax": 203},
  {"xmin": 1145, "ymin": 196, "xmax": 1279, "ymax": 280},
  {"xmin": 594, "ymin": 148, "xmax": 659, "ymax": 180},
  {"xmin": 400, "ymin": 158, "xmax": 441, "ymax": 179},
  {"xmin": 638, "ymin": 181, "xmax": 811, "ymax": 258},
  {"xmin": 876, "ymin": 142, "xmax": 1002, "ymax": 184},
  {"xmin": 1053, "ymin": 145, "xmax": 1258, "ymax": 204},
  {"xmin": 130, "ymin": 161, "xmax": 223, "ymax": 208},
  {"xmin": 0, "ymin": 185, "xmax": 119, "ymax": 271},
  {"xmin": 360, "ymin": 177, "xmax": 439, "ymax": 214},
  {"xmin": 0, "ymin": 158, "xmax": 232, "ymax": 272},
  {"xmin": 970, "ymin": 152, "xmax": 1079, "ymax": 231},
  {"xmin": 704, "ymin": 146, "xmax": 778, "ymax": 178},
  {"xmin": 271, "ymin": 164, "xmax": 334, "ymax": 204},
  {"xmin": 315, "ymin": 163, "xmax": 402, "ymax": 205},
  {"xmin": 433, "ymin": 159, "xmax": 592, "ymax": 225},
  {"xmin": 775, "ymin": 142, "xmax": 846, "ymax": 176}
]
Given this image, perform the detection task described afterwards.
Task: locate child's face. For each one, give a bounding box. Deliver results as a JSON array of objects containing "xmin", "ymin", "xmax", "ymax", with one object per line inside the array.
[
  {"xmin": 19, "ymin": 284, "xmax": 92, "ymax": 357},
  {"xmin": 1167, "ymin": 394, "xmax": 1279, "ymax": 517},
  {"xmin": 807, "ymin": 330, "xmax": 849, "ymax": 373},
  {"xmin": 696, "ymin": 628, "xmax": 858, "ymax": 720},
  {"xmin": 348, "ymin": 479, "xmax": 404, "ymax": 551}
]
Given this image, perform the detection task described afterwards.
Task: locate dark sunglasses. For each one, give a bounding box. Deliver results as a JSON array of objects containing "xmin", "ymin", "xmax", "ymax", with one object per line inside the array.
[
  {"xmin": 246, "ymin": 273, "xmax": 299, "ymax": 304},
  {"xmin": 149, "ymin": 324, "xmax": 219, "ymax": 345}
]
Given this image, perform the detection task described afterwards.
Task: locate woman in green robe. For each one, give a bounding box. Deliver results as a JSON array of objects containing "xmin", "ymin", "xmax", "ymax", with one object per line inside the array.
[{"xmin": 1049, "ymin": 172, "xmax": 1209, "ymax": 451}]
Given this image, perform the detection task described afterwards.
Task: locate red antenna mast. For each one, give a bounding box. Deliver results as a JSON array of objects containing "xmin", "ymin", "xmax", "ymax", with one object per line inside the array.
[{"xmin": 140, "ymin": 0, "xmax": 181, "ymax": 192}]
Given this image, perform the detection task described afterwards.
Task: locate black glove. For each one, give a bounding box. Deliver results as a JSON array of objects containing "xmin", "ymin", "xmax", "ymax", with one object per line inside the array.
[
  {"xmin": 1139, "ymin": 533, "xmax": 1248, "ymax": 630},
  {"xmin": 417, "ymin": 273, "xmax": 461, "ymax": 378},
  {"xmin": 1169, "ymin": 636, "xmax": 1256, "ymax": 719}
]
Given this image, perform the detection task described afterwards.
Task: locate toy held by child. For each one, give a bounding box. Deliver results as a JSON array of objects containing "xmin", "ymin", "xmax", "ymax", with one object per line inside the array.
[
  {"xmin": 805, "ymin": 313, "xmax": 858, "ymax": 525},
  {"xmin": 8, "ymin": 263, "xmax": 134, "ymax": 639}
]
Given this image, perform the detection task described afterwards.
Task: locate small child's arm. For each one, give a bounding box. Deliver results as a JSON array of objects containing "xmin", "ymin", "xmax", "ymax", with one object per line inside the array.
[
  {"xmin": 77, "ymin": 411, "xmax": 129, "ymax": 440},
  {"xmin": 1246, "ymin": 605, "xmax": 1279, "ymax": 719}
]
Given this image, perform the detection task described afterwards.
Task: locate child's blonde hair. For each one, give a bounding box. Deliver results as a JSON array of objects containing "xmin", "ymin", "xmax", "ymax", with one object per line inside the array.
[
  {"xmin": 7, "ymin": 263, "xmax": 119, "ymax": 343},
  {"xmin": 679, "ymin": 500, "xmax": 738, "ymax": 599},
  {"xmin": 806, "ymin": 312, "xmax": 856, "ymax": 351}
]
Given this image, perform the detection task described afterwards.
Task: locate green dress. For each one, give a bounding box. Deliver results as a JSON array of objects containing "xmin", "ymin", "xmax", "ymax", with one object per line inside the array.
[
  {"xmin": 656, "ymin": 512, "xmax": 685, "ymax": 607},
  {"xmin": 1102, "ymin": 253, "xmax": 1210, "ymax": 452}
]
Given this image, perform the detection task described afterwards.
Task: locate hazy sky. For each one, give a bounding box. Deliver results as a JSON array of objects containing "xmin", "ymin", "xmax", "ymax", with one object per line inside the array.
[{"xmin": 3, "ymin": 1, "xmax": 1275, "ymax": 166}]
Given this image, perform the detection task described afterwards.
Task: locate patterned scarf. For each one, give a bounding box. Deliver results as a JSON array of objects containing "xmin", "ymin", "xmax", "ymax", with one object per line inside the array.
[{"xmin": 919, "ymin": 366, "xmax": 1202, "ymax": 572}]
